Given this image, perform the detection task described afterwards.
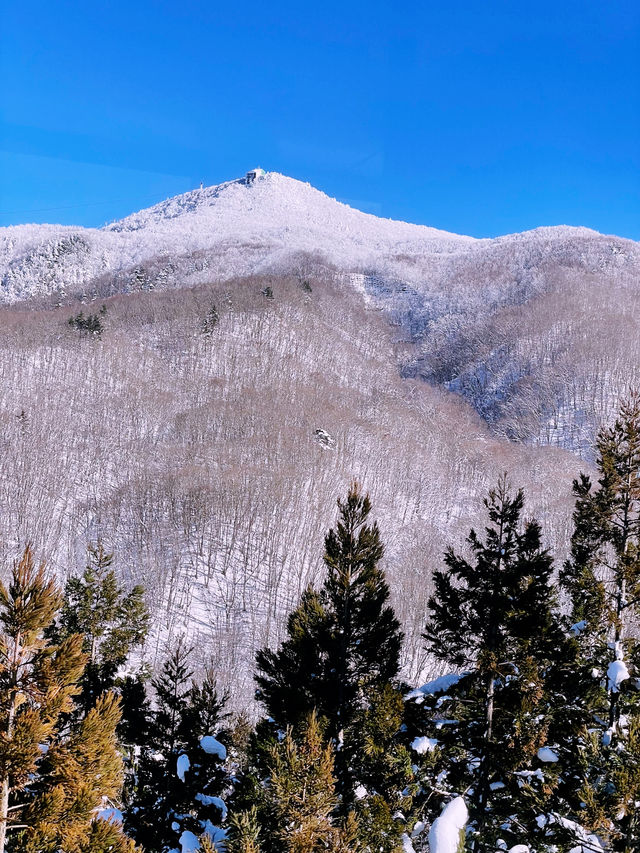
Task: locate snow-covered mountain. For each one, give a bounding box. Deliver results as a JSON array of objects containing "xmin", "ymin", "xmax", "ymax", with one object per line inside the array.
[
  {"xmin": 4, "ymin": 170, "xmax": 638, "ymax": 455},
  {"xmin": 1, "ymin": 172, "xmax": 639, "ymax": 704},
  {"xmin": 4, "ymin": 170, "xmax": 636, "ymax": 306},
  {"xmin": 0, "ymin": 172, "xmax": 473, "ymax": 302}
]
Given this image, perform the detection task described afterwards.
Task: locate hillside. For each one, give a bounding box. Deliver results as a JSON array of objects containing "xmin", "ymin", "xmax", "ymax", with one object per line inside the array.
[
  {"xmin": 0, "ymin": 273, "xmax": 580, "ymax": 706},
  {"xmin": 2, "ymin": 172, "xmax": 638, "ymax": 456},
  {"xmin": 0, "ymin": 172, "xmax": 638, "ymax": 705}
]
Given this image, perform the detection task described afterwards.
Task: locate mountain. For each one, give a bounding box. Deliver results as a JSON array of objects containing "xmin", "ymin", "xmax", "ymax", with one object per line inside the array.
[
  {"xmin": 2, "ymin": 172, "xmax": 638, "ymax": 456},
  {"xmin": 0, "ymin": 172, "xmax": 638, "ymax": 705},
  {"xmin": 0, "ymin": 173, "xmax": 471, "ymax": 303}
]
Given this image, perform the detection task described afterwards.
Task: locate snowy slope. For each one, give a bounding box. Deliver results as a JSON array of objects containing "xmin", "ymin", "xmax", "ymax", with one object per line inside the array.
[
  {"xmin": 2, "ymin": 171, "xmax": 639, "ymax": 456},
  {"xmin": 2, "ymin": 170, "xmax": 638, "ymax": 307},
  {"xmin": 2, "ymin": 169, "xmax": 637, "ymax": 306},
  {"xmin": 0, "ymin": 173, "xmax": 475, "ymax": 303}
]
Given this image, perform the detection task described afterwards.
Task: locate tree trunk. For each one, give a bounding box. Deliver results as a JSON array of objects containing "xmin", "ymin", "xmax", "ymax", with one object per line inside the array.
[{"xmin": 0, "ymin": 643, "xmax": 18, "ymax": 853}]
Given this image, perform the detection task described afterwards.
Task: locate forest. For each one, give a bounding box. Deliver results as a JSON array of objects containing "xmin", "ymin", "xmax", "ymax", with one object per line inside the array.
[{"xmin": 1, "ymin": 395, "xmax": 638, "ymax": 853}]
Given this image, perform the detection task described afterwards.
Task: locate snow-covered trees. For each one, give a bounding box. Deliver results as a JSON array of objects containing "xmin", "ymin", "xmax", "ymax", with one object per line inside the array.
[
  {"xmin": 559, "ymin": 395, "xmax": 640, "ymax": 851},
  {"xmin": 126, "ymin": 642, "xmax": 228, "ymax": 853}
]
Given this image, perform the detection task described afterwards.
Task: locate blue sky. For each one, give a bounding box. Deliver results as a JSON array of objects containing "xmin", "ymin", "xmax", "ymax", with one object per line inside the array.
[{"xmin": 1, "ymin": 0, "xmax": 638, "ymax": 238}]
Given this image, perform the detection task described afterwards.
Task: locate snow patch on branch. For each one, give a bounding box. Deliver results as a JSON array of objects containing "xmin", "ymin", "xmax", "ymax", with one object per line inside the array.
[
  {"xmin": 200, "ymin": 735, "xmax": 227, "ymax": 759},
  {"xmin": 405, "ymin": 672, "xmax": 469, "ymax": 702},
  {"xmin": 428, "ymin": 796, "xmax": 468, "ymax": 853}
]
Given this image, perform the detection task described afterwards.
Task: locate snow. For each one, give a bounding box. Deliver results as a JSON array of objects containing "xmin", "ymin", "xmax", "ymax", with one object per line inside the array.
[
  {"xmin": 405, "ymin": 672, "xmax": 469, "ymax": 701},
  {"xmin": 508, "ymin": 846, "xmax": 530, "ymax": 853},
  {"xmin": 3, "ymin": 171, "xmax": 631, "ymax": 314},
  {"xmin": 401, "ymin": 833, "xmax": 416, "ymax": 852},
  {"xmin": 537, "ymin": 747, "xmax": 559, "ymax": 763},
  {"xmin": 602, "ymin": 727, "xmax": 614, "ymax": 746},
  {"xmin": 179, "ymin": 830, "xmax": 199, "ymax": 853},
  {"xmin": 537, "ymin": 814, "xmax": 605, "ymax": 853},
  {"xmin": 354, "ymin": 784, "xmax": 368, "ymax": 800},
  {"xmin": 203, "ymin": 822, "xmax": 226, "ymax": 847},
  {"xmin": 570, "ymin": 620, "xmax": 587, "ymax": 635},
  {"xmin": 607, "ymin": 658, "xmax": 630, "ymax": 692},
  {"xmin": 200, "ymin": 735, "xmax": 227, "ymax": 759},
  {"xmin": 0, "ymin": 173, "xmax": 475, "ymax": 304},
  {"xmin": 411, "ymin": 736, "xmax": 439, "ymax": 754},
  {"xmin": 428, "ymin": 796, "xmax": 468, "ymax": 853},
  {"xmin": 176, "ymin": 752, "xmax": 190, "ymax": 781},
  {"xmin": 195, "ymin": 793, "xmax": 227, "ymax": 819}
]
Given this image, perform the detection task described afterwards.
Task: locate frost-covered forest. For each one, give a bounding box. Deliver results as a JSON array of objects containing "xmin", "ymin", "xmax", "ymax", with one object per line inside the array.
[
  {"xmin": 0, "ymin": 173, "xmax": 639, "ymax": 852},
  {"xmin": 0, "ymin": 271, "xmax": 580, "ymax": 702}
]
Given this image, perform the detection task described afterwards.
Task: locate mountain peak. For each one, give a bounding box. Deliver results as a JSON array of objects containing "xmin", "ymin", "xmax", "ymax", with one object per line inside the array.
[{"xmin": 104, "ymin": 170, "xmax": 473, "ymax": 245}]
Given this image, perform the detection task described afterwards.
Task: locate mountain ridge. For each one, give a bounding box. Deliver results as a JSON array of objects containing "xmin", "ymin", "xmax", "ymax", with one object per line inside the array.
[{"xmin": 2, "ymin": 171, "xmax": 638, "ymax": 307}]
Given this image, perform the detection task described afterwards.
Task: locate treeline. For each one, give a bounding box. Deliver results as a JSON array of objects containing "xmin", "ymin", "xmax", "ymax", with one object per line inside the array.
[{"xmin": 1, "ymin": 398, "xmax": 639, "ymax": 852}]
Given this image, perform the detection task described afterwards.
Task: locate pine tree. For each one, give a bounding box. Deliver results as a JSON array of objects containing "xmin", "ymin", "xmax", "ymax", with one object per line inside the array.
[
  {"xmin": 0, "ymin": 546, "xmax": 85, "ymax": 852},
  {"xmin": 255, "ymin": 484, "xmax": 405, "ymax": 824},
  {"xmin": 126, "ymin": 643, "xmax": 228, "ymax": 853},
  {"xmin": 351, "ymin": 683, "xmax": 415, "ymax": 853},
  {"xmin": 178, "ymin": 674, "xmax": 229, "ymax": 844},
  {"xmin": 560, "ymin": 395, "xmax": 640, "ymax": 851},
  {"xmin": 127, "ymin": 641, "xmax": 193, "ymax": 852},
  {"xmin": 249, "ymin": 712, "xmax": 362, "ymax": 853},
  {"xmin": 226, "ymin": 807, "xmax": 262, "ymax": 853},
  {"xmin": 57, "ymin": 541, "xmax": 150, "ymax": 715},
  {"xmin": 19, "ymin": 693, "xmax": 136, "ymax": 853},
  {"xmin": 201, "ymin": 303, "xmax": 219, "ymax": 337},
  {"xmin": 269, "ymin": 712, "xmax": 339, "ymax": 853},
  {"xmin": 419, "ymin": 478, "xmax": 571, "ymax": 851},
  {"xmin": 0, "ymin": 546, "xmax": 137, "ymax": 853}
]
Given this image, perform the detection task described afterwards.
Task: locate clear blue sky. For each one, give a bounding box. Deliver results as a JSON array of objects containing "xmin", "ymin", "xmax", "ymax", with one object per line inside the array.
[{"xmin": 1, "ymin": 0, "xmax": 638, "ymax": 238}]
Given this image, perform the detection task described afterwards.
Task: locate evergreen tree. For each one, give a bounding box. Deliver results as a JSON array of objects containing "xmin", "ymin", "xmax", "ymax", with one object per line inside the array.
[
  {"xmin": 351, "ymin": 684, "xmax": 415, "ymax": 853},
  {"xmin": 126, "ymin": 643, "xmax": 228, "ymax": 853},
  {"xmin": 201, "ymin": 303, "xmax": 219, "ymax": 337},
  {"xmin": 560, "ymin": 395, "xmax": 640, "ymax": 851},
  {"xmin": 236, "ymin": 712, "xmax": 361, "ymax": 853},
  {"xmin": 269, "ymin": 711, "xmax": 341, "ymax": 853},
  {"xmin": 127, "ymin": 641, "xmax": 193, "ymax": 852},
  {"xmin": 255, "ymin": 484, "xmax": 405, "ymax": 826},
  {"xmin": 58, "ymin": 541, "xmax": 150, "ymax": 715},
  {"xmin": 226, "ymin": 806, "xmax": 262, "ymax": 853},
  {"xmin": 19, "ymin": 693, "xmax": 137, "ymax": 853},
  {"xmin": 0, "ymin": 545, "xmax": 137, "ymax": 853},
  {"xmin": 418, "ymin": 478, "xmax": 571, "ymax": 851},
  {"xmin": 68, "ymin": 308, "xmax": 106, "ymax": 337}
]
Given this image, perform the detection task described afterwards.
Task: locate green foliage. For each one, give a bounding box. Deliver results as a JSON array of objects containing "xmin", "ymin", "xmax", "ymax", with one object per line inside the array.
[
  {"xmin": 68, "ymin": 305, "xmax": 106, "ymax": 336},
  {"xmin": 57, "ymin": 542, "xmax": 150, "ymax": 714},
  {"xmin": 125, "ymin": 642, "xmax": 229, "ymax": 853},
  {"xmin": 241, "ymin": 712, "xmax": 362, "ymax": 853},
  {"xmin": 419, "ymin": 478, "xmax": 572, "ymax": 851},
  {"xmin": 256, "ymin": 484, "xmax": 404, "ymax": 818},
  {"xmin": 226, "ymin": 806, "xmax": 262, "ymax": 853},
  {"xmin": 559, "ymin": 395, "xmax": 640, "ymax": 851}
]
